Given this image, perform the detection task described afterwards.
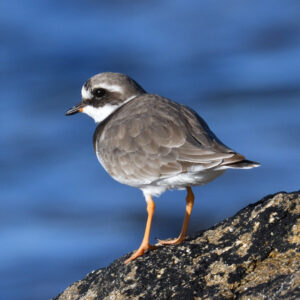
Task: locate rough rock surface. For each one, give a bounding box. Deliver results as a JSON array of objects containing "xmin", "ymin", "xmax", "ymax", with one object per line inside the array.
[{"xmin": 54, "ymin": 191, "xmax": 300, "ymax": 300}]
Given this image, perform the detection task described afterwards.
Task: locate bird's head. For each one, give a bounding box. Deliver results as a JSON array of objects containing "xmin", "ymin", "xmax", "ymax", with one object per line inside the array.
[{"xmin": 66, "ymin": 72, "xmax": 146, "ymax": 123}]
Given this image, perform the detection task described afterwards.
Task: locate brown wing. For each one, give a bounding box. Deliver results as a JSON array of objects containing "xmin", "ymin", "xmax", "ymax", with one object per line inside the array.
[{"xmin": 94, "ymin": 94, "xmax": 239, "ymax": 186}]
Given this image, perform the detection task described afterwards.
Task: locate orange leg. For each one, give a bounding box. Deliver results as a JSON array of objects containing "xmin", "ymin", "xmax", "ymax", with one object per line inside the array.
[
  {"xmin": 158, "ymin": 187, "xmax": 194, "ymax": 245},
  {"xmin": 125, "ymin": 195, "xmax": 156, "ymax": 264}
]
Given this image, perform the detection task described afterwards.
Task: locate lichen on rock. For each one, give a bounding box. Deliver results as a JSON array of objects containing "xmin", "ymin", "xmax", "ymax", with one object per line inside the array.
[{"xmin": 53, "ymin": 191, "xmax": 300, "ymax": 300}]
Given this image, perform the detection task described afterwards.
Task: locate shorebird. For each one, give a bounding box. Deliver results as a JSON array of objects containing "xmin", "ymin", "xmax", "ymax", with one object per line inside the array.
[{"xmin": 66, "ymin": 72, "xmax": 260, "ymax": 263}]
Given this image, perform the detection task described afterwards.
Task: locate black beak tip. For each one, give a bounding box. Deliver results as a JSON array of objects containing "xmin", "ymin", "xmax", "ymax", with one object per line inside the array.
[{"xmin": 65, "ymin": 109, "xmax": 75, "ymax": 116}]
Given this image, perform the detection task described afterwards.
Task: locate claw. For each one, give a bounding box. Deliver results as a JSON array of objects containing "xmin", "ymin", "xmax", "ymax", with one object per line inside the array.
[
  {"xmin": 125, "ymin": 244, "xmax": 157, "ymax": 264},
  {"xmin": 157, "ymin": 237, "xmax": 185, "ymax": 245}
]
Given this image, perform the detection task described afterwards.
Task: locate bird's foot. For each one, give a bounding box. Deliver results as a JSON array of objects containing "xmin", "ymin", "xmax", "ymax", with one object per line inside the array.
[
  {"xmin": 157, "ymin": 236, "xmax": 185, "ymax": 245},
  {"xmin": 125, "ymin": 243, "xmax": 157, "ymax": 264}
]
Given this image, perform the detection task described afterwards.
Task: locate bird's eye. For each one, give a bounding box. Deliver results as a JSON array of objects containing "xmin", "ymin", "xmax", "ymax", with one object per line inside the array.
[{"xmin": 93, "ymin": 88, "xmax": 106, "ymax": 98}]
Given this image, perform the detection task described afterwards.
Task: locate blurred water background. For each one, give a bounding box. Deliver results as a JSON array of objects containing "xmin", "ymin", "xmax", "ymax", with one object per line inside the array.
[{"xmin": 1, "ymin": 1, "xmax": 300, "ymax": 299}]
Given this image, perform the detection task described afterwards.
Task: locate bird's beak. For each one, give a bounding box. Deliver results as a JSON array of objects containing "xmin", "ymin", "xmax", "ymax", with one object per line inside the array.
[{"xmin": 65, "ymin": 102, "xmax": 84, "ymax": 116}]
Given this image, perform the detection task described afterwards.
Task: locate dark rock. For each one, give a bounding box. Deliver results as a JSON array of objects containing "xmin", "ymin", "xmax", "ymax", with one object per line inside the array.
[{"xmin": 53, "ymin": 191, "xmax": 300, "ymax": 300}]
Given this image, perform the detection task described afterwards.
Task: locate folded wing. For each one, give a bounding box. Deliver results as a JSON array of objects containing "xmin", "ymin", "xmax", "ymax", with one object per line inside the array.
[{"xmin": 95, "ymin": 95, "xmax": 257, "ymax": 186}]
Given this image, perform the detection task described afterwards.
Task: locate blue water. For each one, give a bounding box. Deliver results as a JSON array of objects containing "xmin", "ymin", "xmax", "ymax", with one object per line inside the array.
[{"xmin": 1, "ymin": 1, "xmax": 300, "ymax": 299}]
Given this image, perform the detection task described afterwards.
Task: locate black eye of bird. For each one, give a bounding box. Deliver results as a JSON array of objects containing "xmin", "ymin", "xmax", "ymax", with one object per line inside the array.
[{"xmin": 93, "ymin": 88, "xmax": 106, "ymax": 98}]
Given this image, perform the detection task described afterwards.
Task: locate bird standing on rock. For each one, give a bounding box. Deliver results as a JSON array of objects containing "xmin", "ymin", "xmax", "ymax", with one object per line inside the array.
[{"xmin": 66, "ymin": 72, "xmax": 260, "ymax": 264}]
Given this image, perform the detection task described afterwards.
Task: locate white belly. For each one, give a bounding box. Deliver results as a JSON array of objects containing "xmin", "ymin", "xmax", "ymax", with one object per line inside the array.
[{"xmin": 140, "ymin": 169, "xmax": 225, "ymax": 197}]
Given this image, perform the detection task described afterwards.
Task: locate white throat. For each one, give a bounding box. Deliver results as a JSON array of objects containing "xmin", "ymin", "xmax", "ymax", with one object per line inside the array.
[{"xmin": 82, "ymin": 95, "xmax": 137, "ymax": 123}]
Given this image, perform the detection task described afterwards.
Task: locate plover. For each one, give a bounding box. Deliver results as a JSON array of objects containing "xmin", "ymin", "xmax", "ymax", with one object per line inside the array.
[{"xmin": 66, "ymin": 72, "xmax": 260, "ymax": 263}]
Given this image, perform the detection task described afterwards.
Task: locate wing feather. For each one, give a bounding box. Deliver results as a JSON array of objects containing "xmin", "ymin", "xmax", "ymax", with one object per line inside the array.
[{"xmin": 94, "ymin": 94, "xmax": 238, "ymax": 185}]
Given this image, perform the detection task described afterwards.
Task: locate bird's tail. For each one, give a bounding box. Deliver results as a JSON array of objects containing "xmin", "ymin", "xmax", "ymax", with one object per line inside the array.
[
  {"xmin": 218, "ymin": 153, "xmax": 260, "ymax": 170},
  {"xmin": 224, "ymin": 159, "xmax": 260, "ymax": 169}
]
